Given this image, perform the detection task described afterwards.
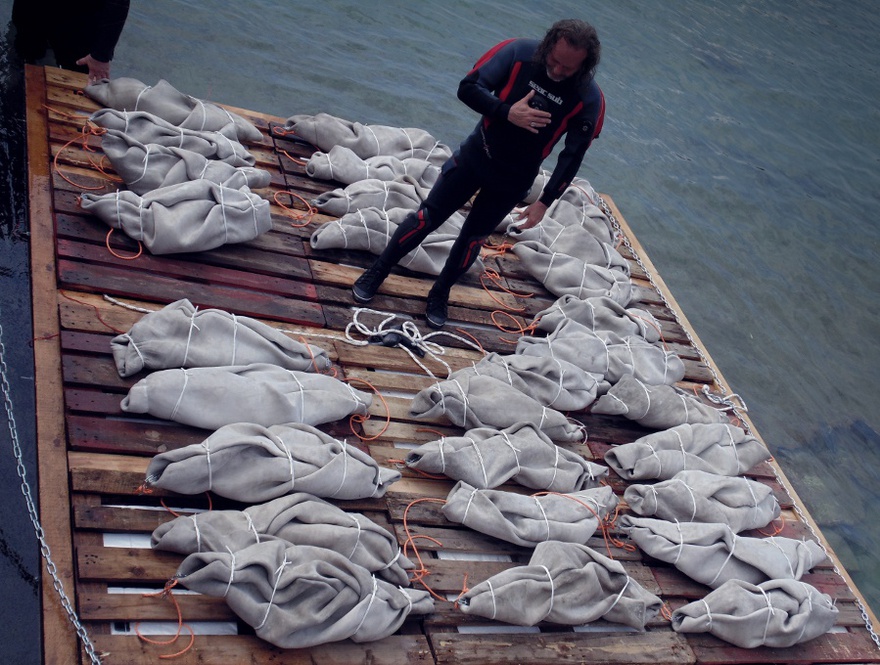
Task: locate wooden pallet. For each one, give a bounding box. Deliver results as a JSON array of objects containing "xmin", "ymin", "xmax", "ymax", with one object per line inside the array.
[{"xmin": 25, "ymin": 64, "xmax": 880, "ymax": 665}]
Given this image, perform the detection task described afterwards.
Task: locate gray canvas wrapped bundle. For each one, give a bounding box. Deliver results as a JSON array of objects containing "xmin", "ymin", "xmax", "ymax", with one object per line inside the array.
[
  {"xmin": 458, "ymin": 541, "xmax": 662, "ymax": 629},
  {"xmin": 620, "ymin": 516, "xmax": 827, "ymax": 589},
  {"xmin": 145, "ymin": 422, "xmax": 399, "ymax": 502},
  {"xmin": 671, "ymin": 579, "xmax": 838, "ymax": 648},
  {"xmin": 312, "ymin": 177, "xmax": 429, "ymax": 216},
  {"xmin": 306, "ymin": 145, "xmax": 440, "ymax": 189},
  {"xmin": 515, "ymin": 319, "xmax": 685, "ymax": 390},
  {"xmin": 111, "ymin": 298, "xmax": 330, "ymax": 377},
  {"xmin": 310, "ymin": 206, "xmax": 482, "ymax": 277},
  {"xmin": 604, "ymin": 422, "xmax": 772, "ymax": 480},
  {"xmin": 448, "ymin": 352, "xmax": 599, "ymax": 412},
  {"xmin": 405, "ymin": 423, "xmax": 607, "ymax": 492},
  {"xmin": 442, "ymin": 481, "xmax": 618, "ymax": 548},
  {"xmin": 541, "ymin": 193, "xmax": 617, "ymax": 244},
  {"xmin": 85, "ymin": 77, "xmax": 263, "ymax": 143},
  {"xmin": 624, "ymin": 470, "xmax": 781, "ymax": 533},
  {"xmin": 100, "ymin": 129, "xmax": 270, "ymax": 195},
  {"xmin": 122, "ymin": 364, "xmax": 371, "ymax": 430},
  {"xmin": 283, "ymin": 112, "xmax": 452, "ymax": 165},
  {"xmin": 531, "ymin": 294, "xmax": 662, "ymax": 343},
  {"xmin": 151, "ymin": 493, "xmax": 413, "ymax": 586},
  {"xmin": 79, "ymin": 180, "xmax": 271, "ymax": 255},
  {"xmin": 90, "ymin": 108, "xmax": 256, "ymax": 167},
  {"xmin": 176, "ymin": 541, "xmax": 434, "ymax": 649},
  {"xmin": 591, "ymin": 374, "xmax": 729, "ymax": 429},
  {"xmin": 409, "ymin": 373, "xmax": 586, "ymax": 443}
]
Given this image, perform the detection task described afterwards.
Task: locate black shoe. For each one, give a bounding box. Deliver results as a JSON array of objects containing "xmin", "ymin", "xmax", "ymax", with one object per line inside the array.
[
  {"xmin": 352, "ymin": 261, "xmax": 390, "ymax": 303},
  {"xmin": 425, "ymin": 293, "xmax": 448, "ymax": 329}
]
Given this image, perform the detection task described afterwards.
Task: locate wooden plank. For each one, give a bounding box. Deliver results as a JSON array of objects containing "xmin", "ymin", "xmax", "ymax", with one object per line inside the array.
[
  {"xmin": 25, "ymin": 64, "xmax": 81, "ymax": 665},
  {"xmin": 684, "ymin": 630, "xmax": 880, "ymax": 664}
]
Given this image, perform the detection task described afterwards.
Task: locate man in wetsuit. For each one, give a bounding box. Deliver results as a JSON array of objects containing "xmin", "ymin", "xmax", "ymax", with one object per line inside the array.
[
  {"xmin": 352, "ymin": 18, "xmax": 605, "ymax": 328},
  {"xmin": 12, "ymin": 0, "xmax": 130, "ymax": 84}
]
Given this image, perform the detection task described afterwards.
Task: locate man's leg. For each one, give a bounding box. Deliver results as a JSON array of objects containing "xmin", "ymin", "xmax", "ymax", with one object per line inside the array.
[{"xmin": 352, "ymin": 154, "xmax": 480, "ymax": 303}]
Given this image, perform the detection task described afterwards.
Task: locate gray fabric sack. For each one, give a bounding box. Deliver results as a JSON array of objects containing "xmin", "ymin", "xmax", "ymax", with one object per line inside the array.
[
  {"xmin": 100, "ymin": 129, "xmax": 270, "ymax": 195},
  {"xmin": 151, "ymin": 493, "xmax": 412, "ymax": 585},
  {"xmin": 79, "ymin": 180, "xmax": 271, "ymax": 255},
  {"xmin": 458, "ymin": 540, "xmax": 662, "ymax": 629},
  {"xmin": 111, "ymin": 298, "xmax": 330, "ymax": 377},
  {"xmin": 121, "ymin": 363, "xmax": 371, "ymax": 430},
  {"xmin": 311, "ymin": 176, "xmax": 429, "ymax": 216},
  {"xmin": 604, "ymin": 423, "xmax": 772, "ymax": 480},
  {"xmin": 405, "ymin": 422, "xmax": 607, "ymax": 492},
  {"xmin": 85, "ymin": 77, "xmax": 262, "ymax": 143},
  {"xmin": 305, "ymin": 145, "xmax": 440, "ymax": 189},
  {"xmin": 623, "ymin": 469, "xmax": 781, "ymax": 533},
  {"xmin": 591, "ymin": 374, "xmax": 729, "ymax": 428},
  {"xmin": 515, "ymin": 319, "xmax": 685, "ymax": 390},
  {"xmin": 532, "ymin": 294, "xmax": 661, "ymax": 344},
  {"xmin": 409, "ymin": 373, "xmax": 586, "ymax": 443},
  {"xmin": 442, "ymin": 481, "xmax": 618, "ymax": 548},
  {"xmin": 145, "ymin": 421, "xmax": 399, "ymax": 501},
  {"xmin": 176, "ymin": 540, "xmax": 434, "ymax": 649},
  {"xmin": 449, "ymin": 352, "xmax": 599, "ymax": 412},
  {"xmin": 90, "ymin": 108, "xmax": 255, "ymax": 167},
  {"xmin": 283, "ymin": 112, "xmax": 452, "ymax": 165},
  {"xmin": 620, "ymin": 516, "xmax": 827, "ymax": 589},
  {"xmin": 309, "ymin": 207, "xmax": 481, "ymax": 276},
  {"xmin": 671, "ymin": 578, "xmax": 838, "ymax": 648}
]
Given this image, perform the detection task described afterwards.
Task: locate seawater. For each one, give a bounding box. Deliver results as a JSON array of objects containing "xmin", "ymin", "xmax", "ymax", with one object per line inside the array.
[{"xmin": 0, "ymin": 1, "xmax": 878, "ymax": 660}]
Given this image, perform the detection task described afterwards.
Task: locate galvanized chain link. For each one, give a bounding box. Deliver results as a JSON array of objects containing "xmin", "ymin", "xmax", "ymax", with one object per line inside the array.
[
  {"xmin": 598, "ymin": 195, "xmax": 880, "ymax": 651},
  {"xmin": 0, "ymin": 317, "xmax": 103, "ymax": 665}
]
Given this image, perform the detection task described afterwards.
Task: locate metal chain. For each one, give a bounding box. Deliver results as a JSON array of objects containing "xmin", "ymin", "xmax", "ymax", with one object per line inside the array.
[
  {"xmin": 0, "ymin": 317, "xmax": 103, "ymax": 665},
  {"xmin": 598, "ymin": 194, "xmax": 880, "ymax": 651}
]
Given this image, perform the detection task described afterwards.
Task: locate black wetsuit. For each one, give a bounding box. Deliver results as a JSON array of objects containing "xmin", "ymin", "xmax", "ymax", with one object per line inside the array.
[
  {"xmin": 12, "ymin": 0, "xmax": 130, "ymax": 71},
  {"xmin": 379, "ymin": 38, "xmax": 605, "ymax": 296}
]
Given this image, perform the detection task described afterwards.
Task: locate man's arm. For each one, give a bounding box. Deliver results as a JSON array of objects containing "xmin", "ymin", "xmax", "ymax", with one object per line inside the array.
[{"xmin": 456, "ymin": 39, "xmax": 522, "ymax": 121}]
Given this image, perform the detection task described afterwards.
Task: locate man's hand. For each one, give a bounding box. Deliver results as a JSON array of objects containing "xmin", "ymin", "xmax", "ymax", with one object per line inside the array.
[
  {"xmin": 507, "ymin": 90, "xmax": 551, "ymax": 134},
  {"xmin": 513, "ymin": 201, "xmax": 548, "ymax": 229},
  {"xmin": 76, "ymin": 55, "xmax": 111, "ymax": 85}
]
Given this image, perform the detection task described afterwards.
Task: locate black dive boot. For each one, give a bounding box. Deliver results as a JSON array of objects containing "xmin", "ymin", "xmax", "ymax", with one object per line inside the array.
[
  {"xmin": 425, "ymin": 288, "xmax": 449, "ymax": 329},
  {"xmin": 352, "ymin": 259, "xmax": 391, "ymax": 303}
]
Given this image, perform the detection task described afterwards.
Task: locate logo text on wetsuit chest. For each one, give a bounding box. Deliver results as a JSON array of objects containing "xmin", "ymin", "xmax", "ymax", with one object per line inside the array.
[{"xmin": 529, "ymin": 82, "xmax": 563, "ymax": 105}]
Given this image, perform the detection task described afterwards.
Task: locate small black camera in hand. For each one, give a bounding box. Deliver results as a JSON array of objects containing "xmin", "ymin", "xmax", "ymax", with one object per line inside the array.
[{"xmin": 528, "ymin": 94, "xmax": 549, "ymax": 112}]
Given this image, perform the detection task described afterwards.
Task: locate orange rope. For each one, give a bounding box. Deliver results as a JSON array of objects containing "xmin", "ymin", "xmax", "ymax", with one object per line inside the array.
[
  {"xmin": 59, "ymin": 291, "xmax": 126, "ymax": 334},
  {"xmin": 135, "ymin": 579, "xmax": 195, "ymax": 659},
  {"xmin": 104, "ymin": 228, "xmax": 144, "ymax": 260},
  {"xmin": 344, "ymin": 376, "xmax": 391, "ymax": 441},
  {"xmin": 277, "ymin": 147, "xmax": 307, "ymax": 166},
  {"xmin": 489, "ymin": 309, "xmax": 538, "ymax": 343},
  {"xmin": 386, "ymin": 458, "xmax": 448, "ymax": 480},
  {"xmin": 660, "ymin": 603, "xmax": 673, "ymax": 622},
  {"xmin": 451, "ymin": 327, "xmax": 485, "ymax": 354},
  {"xmin": 401, "ymin": 497, "xmax": 449, "ymax": 602},
  {"xmin": 273, "ymin": 190, "xmax": 317, "ymax": 228},
  {"xmin": 757, "ymin": 514, "xmax": 785, "ymax": 537}
]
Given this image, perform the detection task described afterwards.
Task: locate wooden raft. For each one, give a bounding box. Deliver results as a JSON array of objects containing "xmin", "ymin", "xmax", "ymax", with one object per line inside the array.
[{"xmin": 24, "ymin": 64, "xmax": 880, "ymax": 665}]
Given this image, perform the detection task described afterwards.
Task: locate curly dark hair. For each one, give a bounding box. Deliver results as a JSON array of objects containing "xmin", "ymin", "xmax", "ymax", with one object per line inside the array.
[{"xmin": 534, "ymin": 19, "xmax": 601, "ymax": 84}]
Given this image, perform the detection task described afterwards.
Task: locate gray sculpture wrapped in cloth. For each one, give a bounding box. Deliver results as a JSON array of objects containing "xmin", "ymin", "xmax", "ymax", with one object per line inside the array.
[
  {"xmin": 671, "ymin": 579, "xmax": 838, "ymax": 648},
  {"xmin": 151, "ymin": 493, "xmax": 412, "ymax": 585},
  {"xmin": 409, "ymin": 373, "xmax": 586, "ymax": 443},
  {"xmin": 145, "ymin": 422, "xmax": 399, "ymax": 502},
  {"xmin": 624, "ymin": 469, "xmax": 781, "ymax": 533},
  {"xmin": 312, "ymin": 177, "xmax": 429, "ymax": 216},
  {"xmin": 442, "ymin": 481, "xmax": 618, "ymax": 548},
  {"xmin": 176, "ymin": 540, "xmax": 434, "ymax": 648},
  {"xmin": 305, "ymin": 145, "xmax": 440, "ymax": 189},
  {"xmin": 458, "ymin": 540, "xmax": 662, "ymax": 629},
  {"xmin": 100, "ymin": 129, "xmax": 270, "ymax": 195},
  {"xmin": 111, "ymin": 299, "xmax": 330, "ymax": 377},
  {"xmin": 405, "ymin": 423, "xmax": 606, "ymax": 492},
  {"xmin": 620, "ymin": 516, "xmax": 827, "ymax": 589},
  {"xmin": 591, "ymin": 375, "xmax": 729, "ymax": 429},
  {"xmin": 121, "ymin": 364, "xmax": 371, "ymax": 430},
  {"xmin": 90, "ymin": 109, "xmax": 256, "ymax": 167},
  {"xmin": 85, "ymin": 77, "xmax": 263, "ymax": 143},
  {"xmin": 79, "ymin": 180, "xmax": 271, "ymax": 255},
  {"xmin": 531, "ymin": 294, "xmax": 661, "ymax": 343},
  {"xmin": 604, "ymin": 423, "xmax": 772, "ymax": 480}
]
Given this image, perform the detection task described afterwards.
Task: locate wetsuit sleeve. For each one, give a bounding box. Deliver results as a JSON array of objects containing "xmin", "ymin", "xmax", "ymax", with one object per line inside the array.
[
  {"xmin": 456, "ymin": 39, "xmax": 520, "ymax": 121},
  {"xmin": 89, "ymin": 0, "xmax": 130, "ymax": 63},
  {"xmin": 539, "ymin": 87, "xmax": 605, "ymax": 206}
]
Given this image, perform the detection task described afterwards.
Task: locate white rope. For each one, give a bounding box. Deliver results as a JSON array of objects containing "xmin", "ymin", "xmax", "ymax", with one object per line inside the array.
[
  {"xmin": 169, "ymin": 369, "xmax": 191, "ymax": 420},
  {"xmin": 353, "ymin": 577, "xmax": 380, "ymax": 636},
  {"xmin": 533, "ymin": 496, "xmax": 551, "ymax": 542},
  {"xmin": 539, "ymin": 565, "xmax": 555, "ymax": 621},
  {"xmin": 133, "ymin": 85, "xmax": 152, "ymax": 111},
  {"xmin": 256, "ymin": 555, "xmax": 291, "ymax": 629},
  {"xmin": 182, "ymin": 307, "xmax": 200, "ymax": 366},
  {"xmin": 222, "ymin": 546, "xmax": 236, "ymax": 597},
  {"xmin": 330, "ymin": 440, "xmax": 350, "ymax": 498},
  {"xmin": 201, "ymin": 437, "xmax": 213, "ymax": 491},
  {"xmin": 129, "ymin": 144, "xmax": 151, "ymax": 185},
  {"xmin": 244, "ymin": 512, "xmax": 260, "ymax": 544},
  {"xmin": 486, "ymin": 580, "xmax": 498, "ymax": 620},
  {"xmin": 191, "ymin": 514, "xmax": 202, "ymax": 552}
]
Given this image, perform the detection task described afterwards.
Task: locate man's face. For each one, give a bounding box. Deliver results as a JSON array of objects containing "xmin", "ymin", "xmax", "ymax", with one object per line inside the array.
[{"xmin": 546, "ymin": 39, "xmax": 588, "ymax": 82}]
